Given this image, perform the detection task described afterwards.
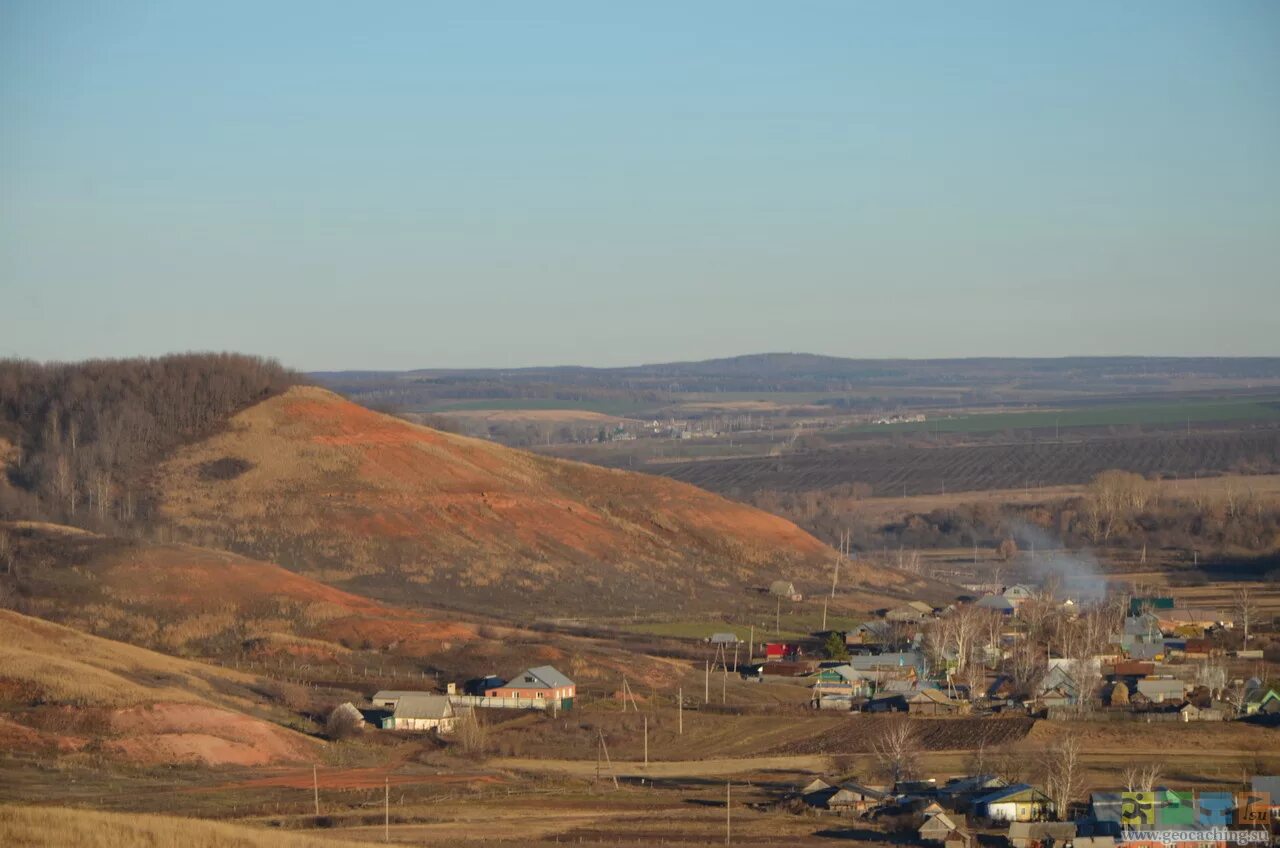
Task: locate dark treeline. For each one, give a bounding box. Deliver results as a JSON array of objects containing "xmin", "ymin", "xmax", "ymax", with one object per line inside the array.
[{"xmin": 0, "ymin": 353, "xmax": 300, "ymax": 528}]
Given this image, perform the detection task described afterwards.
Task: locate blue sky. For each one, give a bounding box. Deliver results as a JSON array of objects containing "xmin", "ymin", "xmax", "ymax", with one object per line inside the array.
[{"xmin": 2, "ymin": 1, "xmax": 1277, "ymax": 369}]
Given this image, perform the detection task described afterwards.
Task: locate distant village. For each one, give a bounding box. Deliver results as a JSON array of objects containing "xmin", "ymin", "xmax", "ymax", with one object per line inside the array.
[{"xmin": 333, "ymin": 577, "xmax": 1278, "ymax": 847}]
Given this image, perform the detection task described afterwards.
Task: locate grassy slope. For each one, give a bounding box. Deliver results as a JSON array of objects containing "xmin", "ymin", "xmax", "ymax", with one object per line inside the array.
[
  {"xmin": 0, "ymin": 609, "xmax": 320, "ymax": 766},
  {"xmin": 0, "ymin": 805, "xmax": 380, "ymax": 848},
  {"xmin": 155, "ymin": 386, "xmax": 930, "ymax": 614}
]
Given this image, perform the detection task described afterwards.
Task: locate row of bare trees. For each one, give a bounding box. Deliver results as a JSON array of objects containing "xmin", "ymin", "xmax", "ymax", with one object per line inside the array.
[{"xmin": 871, "ymin": 718, "xmax": 1091, "ymax": 820}]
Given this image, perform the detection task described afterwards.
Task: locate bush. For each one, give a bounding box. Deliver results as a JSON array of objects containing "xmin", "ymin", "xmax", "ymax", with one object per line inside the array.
[{"xmin": 325, "ymin": 703, "xmax": 364, "ymax": 740}]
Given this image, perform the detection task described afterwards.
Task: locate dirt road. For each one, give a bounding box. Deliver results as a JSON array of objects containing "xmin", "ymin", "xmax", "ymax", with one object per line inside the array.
[{"xmin": 499, "ymin": 754, "xmax": 831, "ymax": 779}]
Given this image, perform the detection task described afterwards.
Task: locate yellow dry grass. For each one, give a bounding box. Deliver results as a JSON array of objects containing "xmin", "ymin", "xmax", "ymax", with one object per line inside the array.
[
  {"xmin": 0, "ymin": 805, "xmax": 381, "ymax": 848},
  {"xmin": 0, "ymin": 609, "xmax": 254, "ymax": 709}
]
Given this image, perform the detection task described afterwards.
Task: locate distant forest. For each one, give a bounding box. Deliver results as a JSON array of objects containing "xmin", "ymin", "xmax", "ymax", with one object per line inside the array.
[{"xmin": 0, "ymin": 354, "xmax": 300, "ymax": 528}]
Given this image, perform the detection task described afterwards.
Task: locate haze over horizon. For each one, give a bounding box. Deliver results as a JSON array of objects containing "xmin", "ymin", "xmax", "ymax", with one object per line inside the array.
[{"xmin": 3, "ymin": 2, "xmax": 1278, "ymax": 370}]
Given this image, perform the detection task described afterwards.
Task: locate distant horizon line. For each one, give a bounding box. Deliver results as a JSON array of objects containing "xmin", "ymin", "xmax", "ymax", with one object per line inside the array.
[{"xmin": 308, "ymin": 351, "xmax": 1280, "ymax": 374}]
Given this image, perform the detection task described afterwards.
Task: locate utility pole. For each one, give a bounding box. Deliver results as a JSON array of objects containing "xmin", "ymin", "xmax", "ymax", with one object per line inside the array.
[
  {"xmin": 704, "ymin": 660, "xmax": 710, "ymax": 704},
  {"xmin": 732, "ymin": 641, "xmax": 739, "ymax": 673},
  {"xmin": 726, "ymin": 781, "xmax": 732, "ymax": 845},
  {"xmin": 822, "ymin": 599, "xmax": 828, "ymax": 632},
  {"xmin": 721, "ymin": 660, "xmax": 727, "ymax": 703},
  {"xmin": 831, "ymin": 530, "xmax": 842, "ymax": 599},
  {"xmin": 678, "ymin": 687, "xmax": 683, "ymax": 735},
  {"xmin": 384, "ymin": 777, "xmax": 389, "ymax": 843},
  {"xmin": 598, "ymin": 730, "xmax": 619, "ymax": 790},
  {"xmin": 775, "ymin": 594, "xmax": 781, "ymax": 634},
  {"xmin": 748, "ymin": 625, "xmax": 754, "ymax": 662},
  {"xmin": 643, "ymin": 715, "xmax": 648, "ymax": 767},
  {"xmin": 313, "ymin": 764, "xmax": 320, "ymax": 817}
]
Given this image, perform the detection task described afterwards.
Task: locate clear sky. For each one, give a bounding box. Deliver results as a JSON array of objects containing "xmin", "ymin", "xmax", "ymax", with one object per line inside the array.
[{"xmin": 2, "ymin": 2, "xmax": 1277, "ymax": 369}]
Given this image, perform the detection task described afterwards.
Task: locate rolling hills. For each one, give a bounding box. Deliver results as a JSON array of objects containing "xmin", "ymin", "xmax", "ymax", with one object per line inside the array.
[{"xmin": 152, "ymin": 386, "xmax": 925, "ymax": 615}]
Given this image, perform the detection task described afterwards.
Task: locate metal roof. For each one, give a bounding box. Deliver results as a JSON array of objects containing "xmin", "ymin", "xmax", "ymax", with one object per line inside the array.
[
  {"xmin": 390, "ymin": 694, "xmax": 454, "ymax": 720},
  {"xmin": 976, "ymin": 783, "xmax": 1049, "ymax": 806},
  {"xmin": 506, "ymin": 665, "xmax": 574, "ymax": 690}
]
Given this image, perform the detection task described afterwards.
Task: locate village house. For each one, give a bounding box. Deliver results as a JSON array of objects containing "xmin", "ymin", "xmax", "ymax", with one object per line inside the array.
[
  {"xmin": 827, "ymin": 782, "xmax": 889, "ymax": 815},
  {"xmin": 975, "ymin": 784, "xmax": 1054, "ymax": 822},
  {"xmin": 797, "ymin": 779, "xmax": 887, "ymax": 815},
  {"xmin": 765, "ymin": 642, "xmax": 803, "ymax": 660},
  {"xmin": 1179, "ymin": 703, "xmax": 1224, "ymax": 722},
  {"xmin": 371, "ymin": 691, "xmax": 459, "ymax": 733},
  {"xmin": 1002, "ymin": 584, "xmax": 1036, "ymax": 606},
  {"xmin": 977, "ymin": 594, "xmax": 1015, "ymax": 616},
  {"xmin": 848, "ymin": 651, "xmax": 924, "ymax": 675},
  {"xmin": 940, "ymin": 775, "xmax": 1009, "ymax": 813},
  {"xmin": 886, "ymin": 603, "xmax": 932, "ymax": 623},
  {"xmin": 1135, "ymin": 677, "xmax": 1188, "ymax": 704},
  {"xmin": 908, "ymin": 688, "xmax": 969, "ymax": 716},
  {"xmin": 1008, "ymin": 821, "xmax": 1076, "ymax": 848},
  {"xmin": 484, "ymin": 665, "xmax": 576, "ymax": 710},
  {"xmin": 811, "ymin": 665, "xmax": 874, "ymax": 707},
  {"xmin": 946, "ymin": 828, "xmax": 978, "ymax": 848},
  {"xmin": 919, "ymin": 811, "xmax": 962, "ymax": 843},
  {"xmin": 845, "ymin": 620, "xmax": 891, "ymax": 649}
]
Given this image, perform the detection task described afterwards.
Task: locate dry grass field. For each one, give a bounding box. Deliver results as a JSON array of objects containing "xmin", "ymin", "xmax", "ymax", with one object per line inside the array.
[{"xmin": 0, "ymin": 805, "xmax": 382, "ymax": 848}]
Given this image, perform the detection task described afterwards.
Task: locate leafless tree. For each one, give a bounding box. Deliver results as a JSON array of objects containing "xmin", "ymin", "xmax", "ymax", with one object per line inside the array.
[
  {"xmin": 1122, "ymin": 762, "xmax": 1163, "ymax": 793},
  {"xmin": 1040, "ymin": 737, "xmax": 1085, "ymax": 821},
  {"xmin": 1085, "ymin": 470, "xmax": 1155, "ymax": 542},
  {"xmin": 454, "ymin": 708, "xmax": 489, "ymax": 755},
  {"xmin": 1234, "ymin": 588, "xmax": 1259, "ymax": 649},
  {"xmin": 870, "ymin": 716, "xmax": 922, "ymax": 785}
]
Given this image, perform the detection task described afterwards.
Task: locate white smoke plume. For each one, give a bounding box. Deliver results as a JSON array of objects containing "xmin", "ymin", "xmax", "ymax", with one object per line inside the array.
[{"xmin": 1009, "ymin": 520, "xmax": 1108, "ymax": 604}]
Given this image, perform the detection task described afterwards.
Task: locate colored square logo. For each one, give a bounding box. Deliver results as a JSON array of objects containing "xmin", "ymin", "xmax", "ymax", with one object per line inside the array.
[
  {"xmin": 1157, "ymin": 790, "xmax": 1194, "ymax": 827},
  {"xmin": 1122, "ymin": 792, "xmax": 1157, "ymax": 829},
  {"xmin": 1237, "ymin": 791, "xmax": 1270, "ymax": 826},
  {"xmin": 1197, "ymin": 791, "xmax": 1234, "ymax": 826}
]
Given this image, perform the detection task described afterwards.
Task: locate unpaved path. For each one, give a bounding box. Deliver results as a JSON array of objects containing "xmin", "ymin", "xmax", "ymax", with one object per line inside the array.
[{"xmin": 500, "ymin": 754, "xmax": 830, "ymax": 778}]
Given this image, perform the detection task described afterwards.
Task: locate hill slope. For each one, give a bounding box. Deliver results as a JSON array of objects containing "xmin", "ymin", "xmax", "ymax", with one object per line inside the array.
[
  {"xmin": 154, "ymin": 386, "xmax": 919, "ymax": 614},
  {"xmin": 0, "ymin": 609, "xmax": 321, "ymax": 766}
]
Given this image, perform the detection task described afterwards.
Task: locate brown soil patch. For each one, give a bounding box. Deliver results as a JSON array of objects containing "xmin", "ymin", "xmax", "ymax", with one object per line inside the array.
[{"xmin": 105, "ymin": 702, "xmax": 319, "ymax": 767}]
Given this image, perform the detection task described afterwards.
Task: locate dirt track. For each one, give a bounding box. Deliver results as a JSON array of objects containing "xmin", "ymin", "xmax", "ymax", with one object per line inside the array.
[
  {"xmin": 500, "ymin": 754, "xmax": 830, "ymax": 779},
  {"xmin": 209, "ymin": 767, "xmax": 502, "ymax": 791}
]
